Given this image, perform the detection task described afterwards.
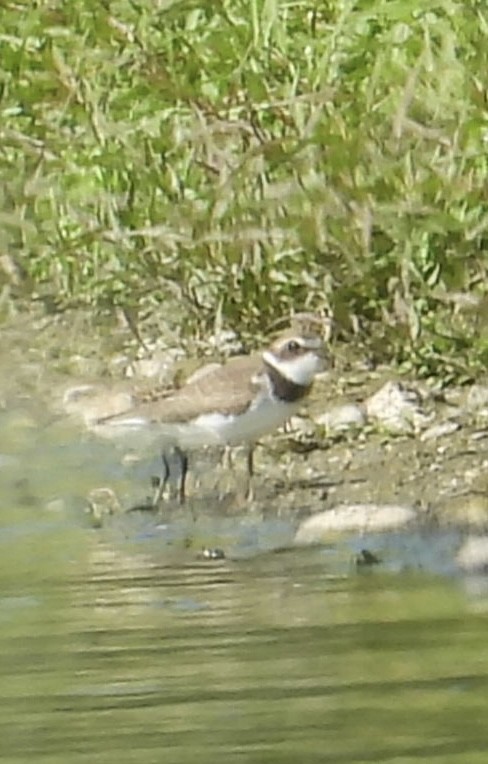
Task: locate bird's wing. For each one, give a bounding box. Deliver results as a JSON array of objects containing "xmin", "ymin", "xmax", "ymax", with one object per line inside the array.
[{"xmin": 99, "ymin": 354, "xmax": 265, "ymax": 425}]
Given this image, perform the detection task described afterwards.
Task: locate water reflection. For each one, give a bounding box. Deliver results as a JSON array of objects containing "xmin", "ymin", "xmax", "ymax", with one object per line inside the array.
[{"xmin": 2, "ymin": 493, "xmax": 488, "ymax": 763}]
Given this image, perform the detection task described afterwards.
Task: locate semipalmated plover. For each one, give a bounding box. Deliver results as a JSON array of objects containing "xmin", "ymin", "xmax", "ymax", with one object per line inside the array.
[{"xmin": 94, "ymin": 330, "xmax": 329, "ymax": 502}]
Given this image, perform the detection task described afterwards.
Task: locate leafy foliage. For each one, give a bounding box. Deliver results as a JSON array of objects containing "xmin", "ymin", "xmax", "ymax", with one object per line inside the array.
[{"xmin": 1, "ymin": 0, "xmax": 488, "ymax": 374}]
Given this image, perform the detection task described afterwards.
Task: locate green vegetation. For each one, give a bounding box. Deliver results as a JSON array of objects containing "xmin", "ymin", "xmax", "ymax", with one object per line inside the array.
[{"xmin": 1, "ymin": 0, "xmax": 488, "ymax": 376}]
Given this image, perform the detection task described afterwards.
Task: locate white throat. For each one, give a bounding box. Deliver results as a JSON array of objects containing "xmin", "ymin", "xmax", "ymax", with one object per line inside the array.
[{"xmin": 262, "ymin": 349, "xmax": 322, "ymax": 386}]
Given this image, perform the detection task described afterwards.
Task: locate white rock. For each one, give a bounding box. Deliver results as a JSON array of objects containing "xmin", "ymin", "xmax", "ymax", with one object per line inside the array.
[
  {"xmin": 466, "ymin": 385, "xmax": 488, "ymax": 413},
  {"xmin": 295, "ymin": 503, "xmax": 417, "ymax": 543},
  {"xmin": 287, "ymin": 415, "xmax": 316, "ymax": 436},
  {"xmin": 207, "ymin": 330, "xmax": 244, "ymax": 355},
  {"xmin": 456, "ymin": 536, "xmax": 488, "ymax": 572},
  {"xmin": 315, "ymin": 404, "xmax": 366, "ymax": 432},
  {"xmin": 108, "ymin": 354, "xmax": 131, "ymax": 374},
  {"xmin": 126, "ymin": 348, "xmax": 184, "ymax": 382},
  {"xmin": 365, "ymin": 381, "xmax": 431, "ymax": 435},
  {"xmin": 420, "ymin": 420, "xmax": 461, "ymax": 442},
  {"xmin": 44, "ymin": 498, "xmax": 66, "ymax": 513}
]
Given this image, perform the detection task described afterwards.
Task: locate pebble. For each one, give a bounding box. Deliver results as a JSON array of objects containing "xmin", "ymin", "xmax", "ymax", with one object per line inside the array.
[
  {"xmin": 365, "ymin": 381, "xmax": 431, "ymax": 435},
  {"xmin": 44, "ymin": 498, "xmax": 66, "ymax": 513},
  {"xmin": 295, "ymin": 503, "xmax": 417, "ymax": 543},
  {"xmin": 314, "ymin": 404, "xmax": 366, "ymax": 433},
  {"xmin": 466, "ymin": 384, "xmax": 488, "ymax": 413},
  {"xmin": 456, "ymin": 536, "xmax": 488, "ymax": 572},
  {"xmin": 420, "ymin": 420, "xmax": 461, "ymax": 442},
  {"xmin": 126, "ymin": 348, "xmax": 184, "ymax": 383},
  {"xmin": 354, "ymin": 549, "xmax": 382, "ymax": 567},
  {"xmin": 206, "ymin": 330, "xmax": 244, "ymax": 355},
  {"xmin": 199, "ymin": 547, "xmax": 226, "ymax": 560},
  {"xmin": 86, "ymin": 487, "xmax": 123, "ymax": 527},
  {"xmin": 287, "ymin": 415, "xmax": 316, "ymax": 436}
]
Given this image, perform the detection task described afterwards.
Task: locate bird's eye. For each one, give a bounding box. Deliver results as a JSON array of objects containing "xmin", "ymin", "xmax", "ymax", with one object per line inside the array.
[{"xmin": 286, "ymin": 340, "xmax": 300, "ymax": 352}]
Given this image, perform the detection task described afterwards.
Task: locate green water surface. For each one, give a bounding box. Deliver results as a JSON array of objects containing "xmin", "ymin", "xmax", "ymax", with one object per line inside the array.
[{"xmin": 1, "ymin": 492, "xmax": 488, "ymax": 764}]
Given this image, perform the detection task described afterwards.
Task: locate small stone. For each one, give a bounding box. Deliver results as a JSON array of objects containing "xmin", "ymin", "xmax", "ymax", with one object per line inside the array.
[
  {"xmin": 466, "ymin": 385, "xmax": 488, "ymax": 412},
  {"xmin": 365, "ymin": 381, "xmax": 431, "ymax": 435},
  {"xmin": 295, "ymin": 503, "xmax": 417, "ymax": 543},
  {"xmin": 287, "ymin": 415, "xmax": 316, "ymax": 436},
  {"xmin": 206, "ymin": 330, "xmax": 244, "ymax": 356},
  {"xmin": 44, "ymin": 498, "xmax": 65, "ymax": 513},
  {"xmin": 420, "ymin": 420, "xmax": 461, "ymax": 442},
  {"xmin": 86, "ymin": 487, "xmax": 123, "ymax": 527},
  {"xmin": 199, "ymin": 547, "xmax": 226, "ymax": 560},
  {"xmin": 314, "ymin": 404, "xmax": 366, "ymax": 432},
  {"xmin": 122, "ymin": 452, "xmax": 144, "ymax": 466},
  {"xmin": 108, "ymin": 354, "xmax": 131, "ymax": 374},
  {"xmin": 456, "ymin": 536, "xmax": 488, "ymax": 572},
  {"xmin": 354, "ymin": 549, "xmax": 382, "ymax": 567},
  {"xmin": 442, "ymin": 388, "xmax": 464, "ymax": 407},
  {"xmin": 127, "ymin": 358, "xmax": 165, "ymax": 380},
  {"xmin": 470, "ymin": 430, "xmax": 488, "ymax": 442}
]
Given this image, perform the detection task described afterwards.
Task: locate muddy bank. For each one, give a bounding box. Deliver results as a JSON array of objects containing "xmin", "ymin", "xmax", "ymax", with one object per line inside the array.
[{"xmin": 1, "ymin": 310, "xmax": 488, "ymax": 541}]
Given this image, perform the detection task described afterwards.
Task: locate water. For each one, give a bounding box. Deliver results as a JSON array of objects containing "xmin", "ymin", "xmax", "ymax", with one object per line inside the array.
[
  {"xmin": 2, "ymin": 332, "xmax": 488, "ymax": 763},
  {"xmin": 2, "ymin": 484, "xmax": 488, "ymax": 764}
]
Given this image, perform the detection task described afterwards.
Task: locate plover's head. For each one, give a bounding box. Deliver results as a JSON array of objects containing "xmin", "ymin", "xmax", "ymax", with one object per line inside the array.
[{"xmin": 262, "ymin": 332, "xmax": 329, "ymax": 387}]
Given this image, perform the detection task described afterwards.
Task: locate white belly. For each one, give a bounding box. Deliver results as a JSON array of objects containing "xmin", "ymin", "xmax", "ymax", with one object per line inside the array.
[
  {"xmin": 94, "ymin": 395, "xmax": 297, "ymax": 451},
  {"xmin": 188, "ymin": 396, "xmax": 298, "ymax": 447}
]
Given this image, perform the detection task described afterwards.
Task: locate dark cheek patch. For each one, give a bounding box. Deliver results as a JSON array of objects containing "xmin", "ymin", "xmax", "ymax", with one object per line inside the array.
[{"xmin": 264, "ymin": 362, "xmax": 311, "ymax": 402}]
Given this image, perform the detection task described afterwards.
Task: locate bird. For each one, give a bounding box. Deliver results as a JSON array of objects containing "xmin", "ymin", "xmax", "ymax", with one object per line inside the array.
[{"xmin": 93, "ymin": 329, "xmax": 329, "ymax": 504}]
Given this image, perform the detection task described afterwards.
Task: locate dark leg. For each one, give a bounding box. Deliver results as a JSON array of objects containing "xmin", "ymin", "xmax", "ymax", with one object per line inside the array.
[
  {"xmin": 246, "ymin": 446, "xmax": 254, "ymax": 478},
  {"xmin": 245, "ymin": 445, "xmax": 255, "ymax": 501},
  {"xmin": 153, "ymin": 447, "xmax": 189, "ymax": 506},
  {"xmin": 152, "ymin": 452, "xmax": 171, "ymax": 507},
  {"xmin": 175, "ymin": 446, "xmax": 189, "ymax": 505}
]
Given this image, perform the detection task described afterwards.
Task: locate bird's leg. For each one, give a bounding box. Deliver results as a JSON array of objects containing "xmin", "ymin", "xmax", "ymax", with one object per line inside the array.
[
  {"xmin": 152, "ymin": 447, "xmax": 189, "ymax": 505},
  {"xmin": 152, "ymin": 452, "xmax": 171, "ymax": 507},
  {"xmin": 221, "ymin": 445, "xmax": 234, "ymax": 470},
  {"xmin": 246, "ymin": 446, "xmax": 254, "ymax": 478},
  {"xmin": 244, "ymin": 445, "xmax": 255, "ymax": 502},
  {"xmin": 175, "ymin": 446, "xmax": 189, "ymax": 505}
]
